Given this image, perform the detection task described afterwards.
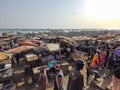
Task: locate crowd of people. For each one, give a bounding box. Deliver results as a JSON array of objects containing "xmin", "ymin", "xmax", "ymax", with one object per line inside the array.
[
  {"xmin": 36, "ymin": 40, "xmax": 120, "ymax": 90},
  {"xmin": 0, "ymin": 36, "xmax": 120, "ymax": 90}
]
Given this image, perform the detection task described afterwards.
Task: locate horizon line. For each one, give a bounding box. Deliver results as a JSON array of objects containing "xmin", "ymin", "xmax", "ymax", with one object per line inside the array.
[{"xmin": 0, "ymin": 28, "xmax": 120, "ymax": 30}]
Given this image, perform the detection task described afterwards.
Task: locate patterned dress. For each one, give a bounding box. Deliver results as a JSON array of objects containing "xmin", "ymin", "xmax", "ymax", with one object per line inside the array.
[{"xmin": 37, "ymin": 73, "xmax": 47, "ymax": 90}]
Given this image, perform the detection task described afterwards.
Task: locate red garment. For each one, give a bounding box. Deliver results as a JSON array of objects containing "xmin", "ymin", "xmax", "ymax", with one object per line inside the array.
[
  {"xmin": 58, "ymin": 76, "xmax": 62, "ymax": 88},
  {"xmin": 99, "ymin": 50, "xmax": 106, "ymax": 64}
]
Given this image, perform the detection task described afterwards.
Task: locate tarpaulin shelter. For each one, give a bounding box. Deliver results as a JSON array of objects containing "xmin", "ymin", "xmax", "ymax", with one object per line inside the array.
[
  {"xmin": 32, "ymin": 45, "xmax": 49, "ymax": 55},
  {"xmin": 9, "ymin": 46, "xmax": 34, "ymax": 54},
  {"xmin": 18, "ymin": 41, "xmax": 38, "ymax": 46},
  {"xmin": 32, "ymin": 43, "xmax": 60, "ymax": 55}
]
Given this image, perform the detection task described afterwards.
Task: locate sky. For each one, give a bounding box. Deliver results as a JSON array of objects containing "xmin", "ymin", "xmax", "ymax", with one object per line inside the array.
[{"xmin": 0, "ymin": 0, "xmax": 120, "ymax": 29}]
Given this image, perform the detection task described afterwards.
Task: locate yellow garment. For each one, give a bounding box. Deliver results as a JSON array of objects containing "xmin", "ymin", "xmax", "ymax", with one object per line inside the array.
[{"xmin": 91, "ymin": 53, "xmax": 98, "ymax": 66}]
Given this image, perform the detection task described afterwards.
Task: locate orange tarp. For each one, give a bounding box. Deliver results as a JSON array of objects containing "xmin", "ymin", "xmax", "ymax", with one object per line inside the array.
[
  {"xmin": 9, "ymin": 46, "xmax": 34, "ymax": 53},
  {"xmin": 18, "ymin": 41, "xmax": 37, "ymax": 46}
]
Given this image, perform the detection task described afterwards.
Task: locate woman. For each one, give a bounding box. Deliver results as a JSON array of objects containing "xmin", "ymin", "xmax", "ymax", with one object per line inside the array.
[
  {"xmin": 36, "ymin": 66, "xmax": 48, "ymax": 90},
  {"xmin": 54, "ymin": 64, "xmax": 66, "ymax": 90}
]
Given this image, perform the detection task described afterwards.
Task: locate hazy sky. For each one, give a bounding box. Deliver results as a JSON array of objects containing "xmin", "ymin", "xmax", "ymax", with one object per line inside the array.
[{"xmin": 0, "ymin": 0, "xmax": 120, "ymax": 29}]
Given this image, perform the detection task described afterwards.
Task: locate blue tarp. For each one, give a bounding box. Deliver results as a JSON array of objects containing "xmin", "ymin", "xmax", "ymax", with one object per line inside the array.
[{"xmin": 47, "ymin": 60, "xmax": 59, "ymax": 68}]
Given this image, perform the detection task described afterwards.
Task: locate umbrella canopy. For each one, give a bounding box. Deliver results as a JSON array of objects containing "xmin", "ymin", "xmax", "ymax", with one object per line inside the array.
[
  {"xmin": 9, "ymin": 46, "xmax": 34, "ymax": 53},
  {"xmin": 0, "ymin": 52, "xmax": 9, "ymax": 61},
  {"xmin": 115, "ymin": 47, "xmax": 120, "ymax": 57}
]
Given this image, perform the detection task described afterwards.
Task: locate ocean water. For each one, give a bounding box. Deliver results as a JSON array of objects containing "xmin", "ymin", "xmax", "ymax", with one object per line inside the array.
[
  {"xmin": 0, "ymin": 29, "xmax": 83, "ymax": 35},
  {"xmin": 0, "ymin": 29, "xmax": 47, "ymax": 35}
]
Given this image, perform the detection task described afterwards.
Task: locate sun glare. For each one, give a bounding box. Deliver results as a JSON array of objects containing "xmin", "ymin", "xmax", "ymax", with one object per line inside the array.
[{"xmin": 83, "ymin": 0, "xmax": 120, "ymax": 20}]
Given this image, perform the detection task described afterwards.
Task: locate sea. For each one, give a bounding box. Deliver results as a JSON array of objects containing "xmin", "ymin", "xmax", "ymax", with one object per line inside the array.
[
  {"xmin": 0, "ymin": 29, "xmax": 51, "ymax": 35},
  {"xmin": 0, "ymin": 29, "xmax": 82, "ymax": 35}
]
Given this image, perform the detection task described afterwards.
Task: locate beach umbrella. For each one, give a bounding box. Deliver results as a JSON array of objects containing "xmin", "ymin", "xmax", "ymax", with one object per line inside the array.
[
  {"xmin": 115, "ymin": 47, "xmax": 120, "ymax": 56},
  {"xmin": 9, "ymin": 46, "xmax": 34, "ymax": 53},
  {"xmin": 0, "ymin": 52, "xmax": 9, "ymax": 61}
]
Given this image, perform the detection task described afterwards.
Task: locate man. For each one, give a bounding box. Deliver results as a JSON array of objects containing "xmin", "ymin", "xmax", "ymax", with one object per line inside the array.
[
  {"xmin": 67, "ymin": 60, "xmax": 84, "ymax": 90},
  {"xmin": 107, "ymin": 53, "xmax": 115, "ymax": 71},
  {"xmin": 14, "ymin": 53, "xmax": 20, "ymax": 66},
  {"xmin": 54, "ymin": 64, "xmax": 66, "ymax": 90},
  {"xmin": 11, "ymin": 53, "xmax": 20, "ymax": 66},
  {"xmin": 9, "ymin": 40, "xmax": 13, "ymax": 48}
]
